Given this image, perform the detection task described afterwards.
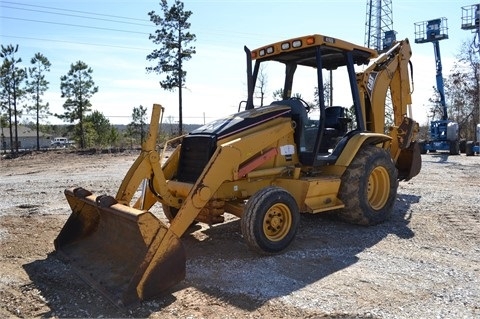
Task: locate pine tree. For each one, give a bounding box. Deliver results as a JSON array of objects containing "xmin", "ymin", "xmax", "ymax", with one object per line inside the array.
[
  {"xmin": 58, "ymin": 61, "xmax": 98, "ymax": 149},
  {"xmin": 128, "ymin": 105, "xmax": 148, "ymax": 145},
  {"xmin": 26, "ymin": 52, "xmax": 51, "ymax": 151},
  {"xmin": 147, "ymin": 0, "xmax": 196, "ymax": 135},
  {"xmin": 0, "ymin": 44, "xmax": 26, "ymax": 155}
]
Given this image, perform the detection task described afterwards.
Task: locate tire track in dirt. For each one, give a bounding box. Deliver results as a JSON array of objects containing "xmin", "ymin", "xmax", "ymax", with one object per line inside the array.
[{"xmin": 443, "ymin": 209, "xmax": 480, "ymax": 243}]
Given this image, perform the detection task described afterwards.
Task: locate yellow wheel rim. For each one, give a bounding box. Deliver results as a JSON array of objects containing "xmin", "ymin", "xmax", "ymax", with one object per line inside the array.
[
  {"xmin": 368, "ymin": 166, "xmax": 390, "ymax": 210},
  {"xmin": 262, "ymin": 203, "xmax": 292, "ymax": 242}
]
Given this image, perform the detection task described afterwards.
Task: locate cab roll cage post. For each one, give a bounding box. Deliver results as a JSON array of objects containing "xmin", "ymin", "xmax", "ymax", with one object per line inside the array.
[
  {"xmin": 311, "ymin": 46, "xmax": 326, "ymax": 159},
  {"xmin": 345, "ymin": 51, "xmax": 365, "ymax": 132}
]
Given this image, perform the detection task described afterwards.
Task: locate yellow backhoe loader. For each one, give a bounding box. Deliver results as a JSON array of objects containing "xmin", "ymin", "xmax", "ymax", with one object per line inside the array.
[{"xmin": 54, "ymin": 34, "xmax": 421, "ymax": 306}]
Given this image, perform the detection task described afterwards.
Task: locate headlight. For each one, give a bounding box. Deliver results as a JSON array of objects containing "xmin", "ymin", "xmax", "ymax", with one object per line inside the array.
[{"xmin": 292, "ymin": 40, "xmax": 302, "ymax": 48}]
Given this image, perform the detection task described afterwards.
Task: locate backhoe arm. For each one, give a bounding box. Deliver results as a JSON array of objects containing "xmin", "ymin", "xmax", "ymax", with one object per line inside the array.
[
  {"xmin": 360, "ymin": 39, "xmax": 415, "ymax": 135},
  {"xmin": 358, "ymin": 39, "xmax": 421, "ymax": 180}
]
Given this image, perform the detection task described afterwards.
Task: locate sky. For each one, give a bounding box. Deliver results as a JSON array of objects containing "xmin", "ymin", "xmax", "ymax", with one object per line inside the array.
[{"xmin": 1, "ymin": 0, "xmax": 479, "ymax": 126}]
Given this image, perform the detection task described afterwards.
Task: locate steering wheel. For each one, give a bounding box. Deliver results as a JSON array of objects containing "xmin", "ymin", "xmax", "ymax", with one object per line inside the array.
[{"xmin": 289, "ymin": 97, "xmax": 311, "ymax": 113}]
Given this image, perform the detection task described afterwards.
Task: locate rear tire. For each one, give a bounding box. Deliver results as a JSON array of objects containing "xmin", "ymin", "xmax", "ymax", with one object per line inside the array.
[
  {"xmin": 459, "ymin": 139, "xmax": 466, "ymax": 153},
  {"xmin": 337, "ymin": 145, "xmax": 398, "ymax": 225},
  {"xmin": 466, "ymin": 141, "xmax": 474, "ymax": 156},
  {"xmin": 241, "ymin": 186, "xmax": 299, "ymax": 254},
  {"xmin": 418, "ymin": 140, "xmax": 427, "ymax": 154},
  {"xmin": 449, "ymin": 140, "xmax": 459, "ymax": 155}
]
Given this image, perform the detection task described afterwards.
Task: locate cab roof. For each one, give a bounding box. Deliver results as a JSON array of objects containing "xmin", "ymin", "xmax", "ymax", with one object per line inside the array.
[{"xmin": 251, "ymin": 34, "xmax": 378, "ymax": 70}]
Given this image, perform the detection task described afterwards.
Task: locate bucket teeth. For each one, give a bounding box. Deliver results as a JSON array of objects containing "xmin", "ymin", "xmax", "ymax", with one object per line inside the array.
[
  {"xmin": 96, "ymin": 195, "xmax": 118, "ymax": 208},
  {"xmin": 72, "ymin": 187, "xmax": 92, "ymax": 198}
]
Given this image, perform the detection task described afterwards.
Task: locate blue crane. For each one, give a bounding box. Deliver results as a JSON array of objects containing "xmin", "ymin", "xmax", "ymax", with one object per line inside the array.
[
  {"xmin": 432, "ymin": 34, "xmax": 448, "ymax": 121},
  {"xmin": 415, "ymin": 17, "xmax": 460, "ymax": 155}
]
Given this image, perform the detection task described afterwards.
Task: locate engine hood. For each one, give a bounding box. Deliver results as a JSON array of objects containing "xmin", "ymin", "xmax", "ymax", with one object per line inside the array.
[{"xmin": 189, "ymin": 104, "xmax": 291, "ymax": 140}]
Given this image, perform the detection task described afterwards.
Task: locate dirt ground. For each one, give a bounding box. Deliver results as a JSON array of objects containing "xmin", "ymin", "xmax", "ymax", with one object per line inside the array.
[{"xmin": 0, "ymin": 150, "xmax": 479, "ymax": 319}]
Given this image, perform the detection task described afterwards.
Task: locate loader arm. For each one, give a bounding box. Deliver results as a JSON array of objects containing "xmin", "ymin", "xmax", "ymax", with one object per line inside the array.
[
  {"xmin": 115, "ymin": 104, "xmax": 182, "ymax": 209},
  {"xmin": 168, "ymin": 119, "xmax": 295, "ymax": 237}
]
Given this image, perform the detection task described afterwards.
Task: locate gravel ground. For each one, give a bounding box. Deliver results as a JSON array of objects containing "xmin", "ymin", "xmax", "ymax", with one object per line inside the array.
[{"xmin": 0, "ymin": 150, "xmax": 479, "ymax": 318}]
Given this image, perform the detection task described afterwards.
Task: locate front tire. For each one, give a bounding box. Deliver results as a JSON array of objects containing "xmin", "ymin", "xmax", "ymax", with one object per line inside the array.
[
  {"xmin": 241, "ymin": 187, "xmax": 300, "ymax": 254},
  {"xmin": 337, "ymin": 145, "xmax": 398, "ymax": 225}
]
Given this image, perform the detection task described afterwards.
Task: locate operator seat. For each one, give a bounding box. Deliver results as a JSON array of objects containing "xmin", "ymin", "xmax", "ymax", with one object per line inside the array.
[
  {"xmin": 320, "ymin": 106, "xmax": 350, "ymax": 152},
  {"xmin": 325, "ymin": 106, "xmax": 348, "ymax": 134}
]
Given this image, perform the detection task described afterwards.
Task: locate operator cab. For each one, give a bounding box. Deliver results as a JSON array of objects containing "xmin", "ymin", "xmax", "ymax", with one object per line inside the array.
[{"xmin": 245, "ymin": 34, "xmax": 376, "ymax": 166}]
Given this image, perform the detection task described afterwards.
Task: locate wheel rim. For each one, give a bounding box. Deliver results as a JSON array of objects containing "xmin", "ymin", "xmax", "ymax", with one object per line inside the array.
[
  {"xmin": 368, "ymin": 166, "xmax": 390, "ymax": 210},
  {"xmin": 262, "ymin": 203, "xmax": 292, "ymax": 241}
]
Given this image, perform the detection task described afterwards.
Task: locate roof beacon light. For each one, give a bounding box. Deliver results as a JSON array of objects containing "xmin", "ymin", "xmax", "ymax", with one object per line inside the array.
[{"xmin": 306, "ymin": 37, "xmax": 315, "ymax": 45}]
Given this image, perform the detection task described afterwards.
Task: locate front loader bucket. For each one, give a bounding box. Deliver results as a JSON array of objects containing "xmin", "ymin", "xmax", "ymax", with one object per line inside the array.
[{"xmin": 54, "ymin": 187, "xmax": 186, "ymax": 306}]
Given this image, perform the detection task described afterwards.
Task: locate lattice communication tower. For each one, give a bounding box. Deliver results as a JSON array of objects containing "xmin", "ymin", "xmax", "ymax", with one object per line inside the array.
[{"xmin": 364, "ymin": 0, "xmax": 395, "ymax": 51}]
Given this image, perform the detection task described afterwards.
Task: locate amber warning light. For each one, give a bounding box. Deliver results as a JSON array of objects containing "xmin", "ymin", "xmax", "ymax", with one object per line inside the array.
[{"xmin": 306, "ymin": 36, "xmax": 315, "ymax": 45}]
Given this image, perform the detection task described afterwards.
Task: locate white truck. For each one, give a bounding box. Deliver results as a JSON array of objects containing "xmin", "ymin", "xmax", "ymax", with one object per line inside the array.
[{"xmin": 50, "ymin": 137, "xmax": 71, "ymax": 148}]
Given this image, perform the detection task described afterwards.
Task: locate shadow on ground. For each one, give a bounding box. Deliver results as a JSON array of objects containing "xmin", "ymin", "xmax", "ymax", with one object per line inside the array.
[
  {"xmin": 179, "ymin": 192, "xmax": 419, "ymax": 311},
  {"xmin": 22, "ymin": 254, "xmax": 179, "ymax": 318},
  {"xmin": 22, "ymin": 192, "xmax": 420, "ymax": 317}
]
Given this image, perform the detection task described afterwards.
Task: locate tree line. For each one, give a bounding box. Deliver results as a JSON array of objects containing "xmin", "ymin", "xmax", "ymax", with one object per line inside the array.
[
  {"xmin": 442, "ymin": 42, "xmax": 480, "ymax": 141},
  {"xmin": 0, "ymin": 46, "xmax": 151, "ymax": 154},
  {"xmin": 1, "ymin": 0, "xmax": 196, "ymax": 156}
]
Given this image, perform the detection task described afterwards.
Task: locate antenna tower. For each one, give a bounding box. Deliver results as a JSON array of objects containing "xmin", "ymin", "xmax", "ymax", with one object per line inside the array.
[{"xmin": 364, "ymin": 0, "xmax": 395, "ymax": 51}]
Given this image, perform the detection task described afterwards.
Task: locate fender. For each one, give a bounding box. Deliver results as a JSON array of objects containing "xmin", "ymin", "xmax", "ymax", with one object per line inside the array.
[{"xmin": 335, "ymin": 132, "xmax": 392, "ymax": 167}]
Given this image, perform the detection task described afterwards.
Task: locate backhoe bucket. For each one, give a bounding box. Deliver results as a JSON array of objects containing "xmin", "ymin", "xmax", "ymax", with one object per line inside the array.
[
  {"xmin": 54, "ymin": 187, "xmax": 185, "ymax": 306},
  {"xmin": 396, "ymin": 141, "xmax": 422, "ymax": 181}
]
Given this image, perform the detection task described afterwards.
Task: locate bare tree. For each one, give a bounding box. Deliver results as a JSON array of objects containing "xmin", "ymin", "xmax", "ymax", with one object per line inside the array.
[
  {"xmin": 255, "ymin": 65, "xmax": 268, "ymax": 106},
  {"xmin": 444, "ymin": 41, "xmax": 480, "ymax": 140}
]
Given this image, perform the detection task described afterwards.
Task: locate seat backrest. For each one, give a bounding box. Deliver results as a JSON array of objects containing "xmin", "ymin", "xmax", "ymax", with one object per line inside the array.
[
  {"xmin": 271, "ymin": 99, "xmax": 308, "ymax": 149},
  {"xmin": 324, "ymin": 106, "xmax": 346, "ymax": 131},
  {"xmin": 271, "ymin": 99, "xmax": 308, "ymax": 123}
]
